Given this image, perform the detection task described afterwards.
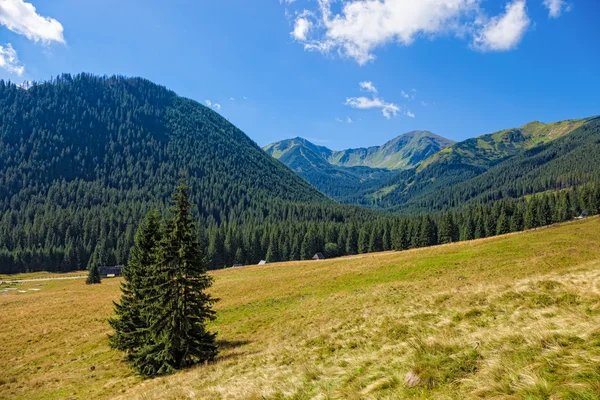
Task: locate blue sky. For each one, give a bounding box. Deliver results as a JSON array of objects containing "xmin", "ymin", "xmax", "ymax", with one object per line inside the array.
[{"xmin": 0, "ymin": 0, "xmax": 598, "ymax": 150}]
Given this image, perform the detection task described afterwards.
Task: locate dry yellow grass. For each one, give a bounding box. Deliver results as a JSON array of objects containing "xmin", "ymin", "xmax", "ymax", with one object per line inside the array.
[{"xmin": 1, "ymin": 217, "xmax": 600, "ymax": 399}]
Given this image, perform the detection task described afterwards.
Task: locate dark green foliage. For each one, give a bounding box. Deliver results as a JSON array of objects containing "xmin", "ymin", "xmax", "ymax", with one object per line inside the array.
[
  {"xmin": 86, "ymin": 263, "xmax": 101, "ymax": 285},
  {"xmin": 0, "ymin": 74, "xmax": 376, "ymax": 274},
  {"xmin": 109, "ymin": 210, "xmax": 161, "ymax": 354},
  {"xmin": 323, "ymin": 242, "xmax": 340, "ymax": 259},
  {"xmin": 120, "ymin": 182, "xmax": 217, "ymax": 377},
  {"xmin": 1, "ymin": 74, "xmax": 599, "ymax": 277}
]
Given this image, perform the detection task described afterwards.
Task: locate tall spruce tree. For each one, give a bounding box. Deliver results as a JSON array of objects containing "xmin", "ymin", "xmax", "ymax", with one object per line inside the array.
[
  {"xmin": 109, "ymin": 210, "xmax": 161, "ymax": 354},
  {"xmin": 133, "ymin": 180, "xmax": 217, "ymax": 377}
]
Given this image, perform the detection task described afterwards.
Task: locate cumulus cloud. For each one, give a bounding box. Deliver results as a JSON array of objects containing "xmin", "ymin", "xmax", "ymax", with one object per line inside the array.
[
  {"xmin": 347, "ymin": 117, "xmax": 353, "ymax": 123},
  {"xmin": 205, "ymin": 100, "xmax": 212, "ymax": 106},
  {"xmin": 292, "ymin": 0, "xmax": 481, "ymax": 64},
  {"xmin": 0, "ymin": 43, "xmax": 24, "ymax": 75},
  {"xmin": 0, "ymin": 0, "xmax": 65, "ymax": 44},
  {"xmin": 292, "ymin": 17, "xmax": 311, "ymax": 41},
  {"xmin": 472, "ymin": 0, "xmax": 530, "ymax": 51},
  {"xmin": 345, "ymin": 81, "xmax": 420, "ymax": 119},
  {"xmin": 345, "ymin": 96, "xmax": 400, "ymax": 119},
  {"xmin": 290, "ymin": 0, "xmax": 537, "ymax": 63},
  {"xmin": 359, "ymin": 81, "xmax": 378, "ymax": 93},
  {"xmin": 543, "ymin": 0, "xmax": 569, "ymax": 18}
]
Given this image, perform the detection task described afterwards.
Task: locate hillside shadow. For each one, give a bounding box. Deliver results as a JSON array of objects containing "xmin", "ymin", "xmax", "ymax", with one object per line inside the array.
[
  {"xmin": 215, "ymin": 339, "xmax": 257, "ymax": 363},
  {"xmin": 216, "ymin": 339, "xmax": 251, "ymax": 350}
]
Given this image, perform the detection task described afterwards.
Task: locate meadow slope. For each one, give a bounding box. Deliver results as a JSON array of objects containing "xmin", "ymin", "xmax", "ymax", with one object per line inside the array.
[{"xmin": 1, "ymin": 218, "xmax": 600, "ymax": 399}]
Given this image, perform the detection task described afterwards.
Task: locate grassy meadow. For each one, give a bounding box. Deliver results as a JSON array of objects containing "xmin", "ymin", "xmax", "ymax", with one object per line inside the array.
[{"xmin": 1, "ymin": 218, "xmax": 600, "ymax": 399}]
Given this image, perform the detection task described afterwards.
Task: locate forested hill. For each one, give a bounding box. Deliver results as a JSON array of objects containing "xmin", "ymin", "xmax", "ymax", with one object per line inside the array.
[{"xmin": 0, "ymin": 74, "xmax": 373, "ymax": 273}]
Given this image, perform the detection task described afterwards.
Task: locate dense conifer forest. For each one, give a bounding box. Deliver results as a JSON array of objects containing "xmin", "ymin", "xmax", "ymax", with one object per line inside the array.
[{"xmin": 0, "ymin": 74, "xmax": 598, "ymax": 274}]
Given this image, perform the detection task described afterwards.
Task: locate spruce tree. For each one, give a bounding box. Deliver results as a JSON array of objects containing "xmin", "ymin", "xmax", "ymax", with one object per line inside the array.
[
  {"xmin": 346, "ymin": 225, "xmax": 358, "ymax": 255},
  {"xmin": 86, "ymin": 262, "xmax": 101, "ymax": 285},
  {"xmin": 496, "ymin": 211, "xmax": 510, "ymax": 235},
  {"xmin": 109, "ymin": 210, "xmax": 161, "ymax": 353},
  {"xmin": 134, "ymin": 180, "xmax": 217, "ymax": 377}
]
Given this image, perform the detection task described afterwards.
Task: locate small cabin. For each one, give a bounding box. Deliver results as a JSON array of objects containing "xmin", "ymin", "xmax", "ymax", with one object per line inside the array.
[
  {"xmin": 312, "ymin": 253, "xmax": 326, "ymax": 260},
  {"xmin": 100, "ymin": 266, "xmax": 123, "ymax": 278},
  {"xmin": 258, "ymin": 260, "xmax": 267, "ymax": 265}
]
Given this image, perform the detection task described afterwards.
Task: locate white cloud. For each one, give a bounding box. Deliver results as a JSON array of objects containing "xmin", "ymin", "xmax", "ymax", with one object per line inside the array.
[
  {"xmin": 0, "ymin": 43, "xmax": 24, "ymax": 75},
  {"xmin": 543, "ymin": 0, "xmax": 569, "ymax": 18},
  {"xmin": 0, "ymin": 0, "xmax": 65, "ymax": 44},
  {"xmin": 213, "ymin": 103, "xmax": 221, "ymax": 110},
  {"xmin": 347, "ymin": 117, "xmax": 353, "ymax": 123},
  {"xmin": 205, "ymin": 100, "xmax": 212, "ymax": 106},
  {"xmin": 472, "ymin": 0, "xmax": 530, "ymax": 51},
  {"xmin": 359, "ymin": 81, "xmax": 378, "ymax": 93},
  {"xmin": 293, "ymin": 0, "xmax": 482, "ymax": 64},
  {"xmin": 345, "ymin": 96, "xmax": 400, "ymax": 119},
  {"xmin": 230, "ymin": 97, "xmax": 234, "ymax": 101},
  {"xmin": 335, "ymin": 117, "xmax": 343, "ymax": 123},
  {"xmin": 290, "ymin": 0, "xmax": 538, "ymax": 63},
  {"xmin": 292, "ymin": 17, "xmax": 312, "ymax": 41},
  {"xmin": 407, "ymin": 111, "xmax": 416, "ymax": 118}
]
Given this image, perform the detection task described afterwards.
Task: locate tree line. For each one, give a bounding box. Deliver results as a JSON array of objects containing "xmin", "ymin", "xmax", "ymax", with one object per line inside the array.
[{"xmin": 6, "ymin": 181, "xmax": 594, "ymax": 273}]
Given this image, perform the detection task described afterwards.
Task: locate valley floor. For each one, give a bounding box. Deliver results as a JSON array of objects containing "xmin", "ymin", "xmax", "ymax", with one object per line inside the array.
[{"xmin": 1, "ymin": 218, "xmax": 600, "ymax": 399}]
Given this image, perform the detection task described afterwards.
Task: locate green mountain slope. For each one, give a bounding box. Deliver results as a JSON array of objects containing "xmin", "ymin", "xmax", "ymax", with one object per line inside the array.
[
  {"xmin": 263, "ymin": 137, "xmax": 395, "ymax": 200},
  {"xmin": 263, "ymin": 131, "xmax": 453, "ymax": 201},
  {"xmin": 265, "ymin": 131, "xmax": 454, "ymax": 171},
  {"xmin": 418, "ymin": 118, "xmax": 590, "ymax": 171},
  {"xmin": 328, "ymin": 130, "xmax": 455, "ymax": 170},
  {"xmin": 374, "ymin": 117, "xmax": 600, "ymax": 212},
  {"xmin": 390, "ymin": 117, "xmax": 600, "ymax": 212},
  {"xmin": 0, "ymin": 74, "xmax": 376, "ymax": 272}
]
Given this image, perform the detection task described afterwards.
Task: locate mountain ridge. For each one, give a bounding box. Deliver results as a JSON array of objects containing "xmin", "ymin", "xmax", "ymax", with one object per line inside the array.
[{"xmin": 265, "ymin": 130, "xmax": 455, "ymax": 171}]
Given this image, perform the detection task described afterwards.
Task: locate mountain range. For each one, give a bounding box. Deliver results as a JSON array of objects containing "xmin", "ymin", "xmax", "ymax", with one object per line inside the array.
[
  {"xmin": 263, "ymin": 131, "xmax": 454, "ymax": 201},
  {"xmin": 265, "ymin": 117, "xmax": 599, "ymax": 211},
  {"xmin": 1, "ymin": 73, "xmax": 598, "ymax": 274}
]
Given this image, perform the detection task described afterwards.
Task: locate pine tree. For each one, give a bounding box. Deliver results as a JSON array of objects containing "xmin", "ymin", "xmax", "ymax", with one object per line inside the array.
[
  {"xmin": 86, "ymin": 262, "xmax": 101, "ymax": 284},
  {"xmin": 358, "ymin": 226, "xmax": 370, "ymax": 254},
  {"xmin": 496, "ymin": 211, "xmax": 510, "ymax": 235},
  {"xmin": 301, "ymin": 226, "xmax": 319, "ymax": 260},
  {"xmin": 524, "ymin": 199, "xmax": 538, "ymax": 229},
  {"xmin": 346, "ymin": 224, "xmax": 358, "ymax": 255},
  {"xmin": 133, "ymin": 180, "xmax": 217, "ymax": 377},
  {"xmin": 109, "ymin": 210, "xmax": 161, "ymax": 353},
  {"xmin": 438, "ymin": 213, "xmax": 456, "ymax": 244},
  {"xmin": 419, "ymin": 216, "xmax": 437, "ymax": 247}
]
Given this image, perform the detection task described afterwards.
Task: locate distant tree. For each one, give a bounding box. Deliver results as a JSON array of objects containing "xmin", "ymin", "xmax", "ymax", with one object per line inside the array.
[
  {"xmin": 524, "ymin": 199, "xmax": 538, "ymax": 229},
  {"xmin": 86, "ymin": 263, "xmax": 101, "ymax": 285},
  {"xmin": 358, "ymin": 226, "xmax": 370, "ymax": 254},
  {"xmin": 323, "ymin": 242, "xmax": 339, "ymax": 259},
  {"xmin": 301, "ymin": 226, "xmax": 320, "ymax": 260},
  {"xmin": 438, "ymin": 213, "xmax": 457, "ymax": 244},
  {"xmin": 496, "ymin": 211, "xmax": 510, "ymax": 236},
  {"xmin": 346, "ymin": 225, "xmax": 358, "ymax": 255},
  {"xmin": 419, "ymin": 216, "xmax": 437, "ymax": 247}
]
